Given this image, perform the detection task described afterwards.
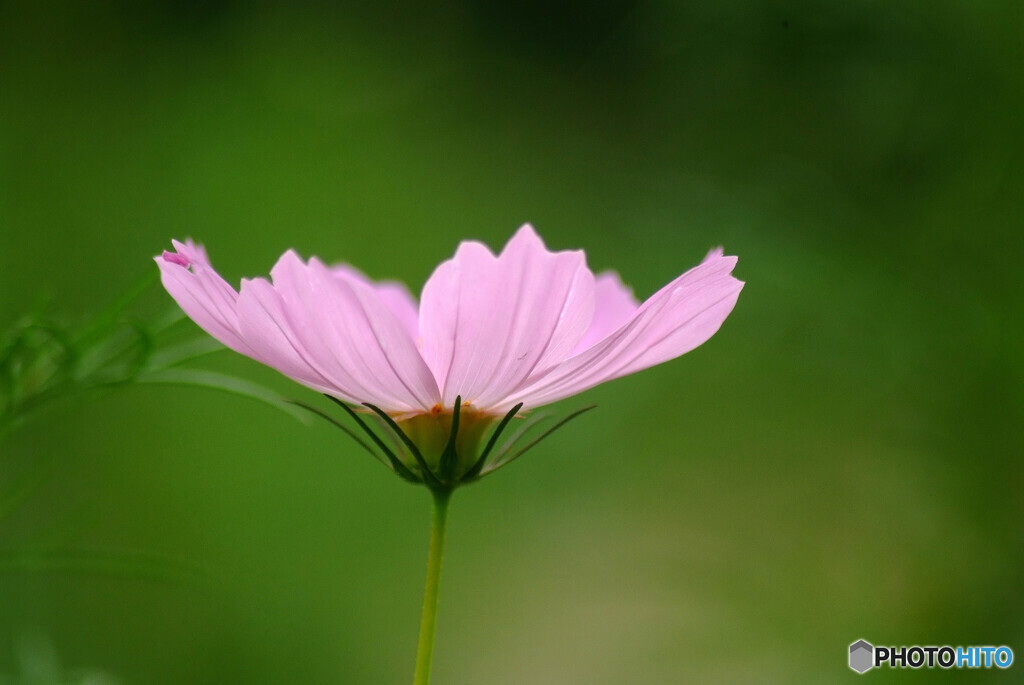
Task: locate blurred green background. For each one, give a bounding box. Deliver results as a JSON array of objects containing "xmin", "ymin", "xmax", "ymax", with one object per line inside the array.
[{"xmin": 1, "ymin": 0, "xmax": 1022, "ymax": 682}]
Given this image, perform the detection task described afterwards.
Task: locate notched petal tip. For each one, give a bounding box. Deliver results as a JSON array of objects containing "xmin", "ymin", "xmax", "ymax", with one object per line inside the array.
[
  {"xmin": 269, "ymin": 248, "xmax": 309, "ymax": 283},
  {"xmin": 703, "ymin": 246, "xmax": 725, "ymax": 262},
  {"xmin": 501, "ymin": 244, "xmax": 744, "ymax": 409},
  {"xmin": 699, "ymin": 248, "xmax": 743, "ymax": 288},
  {"xmin": 506, "ymin": 225, "xmax": 591, "ymax": 281},
  {"xmin": 506, "ymin": 222, "xmax": 579, "ymax": 257},
  {"xmin": 513, "ymin": 222, "xmax": 540, "ymax": 241},
  {"xmin": 160, "ymin": 238, "xmax": 212, "ymax": 270},
  {"xmin": 420, "ymin": 223, "xmax": 597, "ymax": 408}
]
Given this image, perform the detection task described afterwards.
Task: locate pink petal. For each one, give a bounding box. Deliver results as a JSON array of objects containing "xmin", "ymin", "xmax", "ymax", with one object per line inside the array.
[
  {"xmin": 330, "ymin": 264, "xmax": 420, "ymax": 341},
  {"xmin": 418, "ymin": 224, "xmax": 596, "ymax": 409},
  {"xmin": 573, "ymin": 271, "xmax": 640, "ymax": 354},
  {"xmin": 159, "ymin": 241, "xmax": 359, "ymax": 398},
  {"xmin": 237, "ymin": 251, "xmax": 439, "ymax": 413},
  {"xmin": 232, "ymin": 276, "xmax": 347, "ymax": 396},
  {"xmin": 499, "ymin": 251, "xmax": 743, "ymax": 411},
  {"xmin": 155, "ymin": 240, "xmax": 250, "ymax": 355}
]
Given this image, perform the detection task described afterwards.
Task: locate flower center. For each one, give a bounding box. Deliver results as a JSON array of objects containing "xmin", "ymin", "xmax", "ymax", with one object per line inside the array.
[{"xmin": 398, "ymin": 406, "xmax": 499, "ymax": 480}]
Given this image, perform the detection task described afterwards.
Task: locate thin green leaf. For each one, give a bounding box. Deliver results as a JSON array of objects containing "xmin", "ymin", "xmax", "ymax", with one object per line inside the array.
[
  {"xmin": 481, "ymin": 405, "xmax": 597, "ymax": 477},
  {"xmin": 369, "ymin": 412, "xmax": 405, "ymax": 454},
  {"xmin": 73, "ymin": 270, "xmax": 158, "ymax": 347},
  {"xmin": 23, "ymin": 323, "xmax": 77, "ymax": 365},
  {"xmin": 463, "ymin": 402, "xmax": 522, "ymax": 481},
  {"xmin": 149, "ymin": 307, "xmax": 188, "ymax": 335},
  {"xmin": 136, "ymin": 368, "xmax": 308, "ymax": 423},
  {"xmin": 362, "ymin": 402, "xmax": 442, "ymax": 488},
  {"xmin": 324, "ymin": 396, "xmax": 419, "ymax": 482},
  {"xmin": 287, "ymin": 400, "xmax": 391, "ymax": 468},
  {"xmin": 76, "ymin": 320, "xmax": 154, "ymax": 385},
  {"xmin": 490, "ymin": 412, "xmax": 554, "ymax": 463},
  {"xmin": 144, "ymin": 337, "xmax": 225, "ymax": 372}
]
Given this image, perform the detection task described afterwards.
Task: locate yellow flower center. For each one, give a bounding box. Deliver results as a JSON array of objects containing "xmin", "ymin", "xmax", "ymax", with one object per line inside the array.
[{"xmin": 398, "ymin": 404, "xmax": 499, "ymax": 480}]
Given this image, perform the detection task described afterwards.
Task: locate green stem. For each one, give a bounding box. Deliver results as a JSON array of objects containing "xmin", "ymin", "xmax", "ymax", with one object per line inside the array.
[{"xmin": 413, "ymin": 488, "xmax": 452, "ymax": 685}]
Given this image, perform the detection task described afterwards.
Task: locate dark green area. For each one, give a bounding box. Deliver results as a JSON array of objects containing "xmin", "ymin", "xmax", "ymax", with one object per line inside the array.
[{"xmin": 1, "ymin": 1, "xmax": 1021, "ymax": 682}]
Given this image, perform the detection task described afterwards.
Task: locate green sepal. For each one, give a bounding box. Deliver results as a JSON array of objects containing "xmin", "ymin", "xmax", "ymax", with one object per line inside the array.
[
  {"xmin": 323, "ymin": 395, "xmax": 420, "ymax": 483},
  {"xmin": 462, "ymin": 402, "xmax": 522, "ymax": 482},
  {"xmin": 480, "ymin": 405, "xmax": 597, "ymax": 477},
  {"xmin": 361, "ymin": 402, "xmax": 443, "ymax": 489},
  {"xmin": 288, "ymin": 399, "xmax": 421, "ymax": 482},
  {"xmin": 437, "ymin": 396, "xmax": 462, "ymax": 484}
]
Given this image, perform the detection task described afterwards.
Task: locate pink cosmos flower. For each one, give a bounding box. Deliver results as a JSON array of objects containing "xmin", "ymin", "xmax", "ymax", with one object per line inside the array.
[{"xmin": 157, "ymin": 225, "xmax": 742, "ymax": 484}]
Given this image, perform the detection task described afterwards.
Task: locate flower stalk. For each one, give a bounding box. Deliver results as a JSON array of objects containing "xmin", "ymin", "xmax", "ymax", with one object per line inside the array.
[{"xmin": 413, "ymin": 487, "xmax": 452, "ymax": 685}]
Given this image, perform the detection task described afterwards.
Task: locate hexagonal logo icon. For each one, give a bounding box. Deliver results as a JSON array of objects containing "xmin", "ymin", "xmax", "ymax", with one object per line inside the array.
[{"xmin": 849, "ymin": 639, "xmax": 874, "ymax": 673}]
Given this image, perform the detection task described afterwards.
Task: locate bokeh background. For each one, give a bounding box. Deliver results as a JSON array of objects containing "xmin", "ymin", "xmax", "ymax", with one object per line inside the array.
[{"xmin": 1, "ymin": 0, "xmax": 1022, "ymax": 682}]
